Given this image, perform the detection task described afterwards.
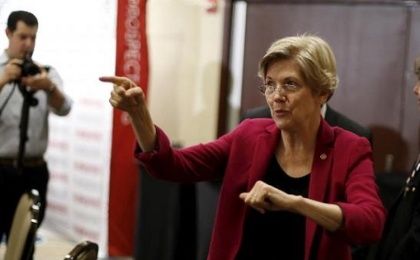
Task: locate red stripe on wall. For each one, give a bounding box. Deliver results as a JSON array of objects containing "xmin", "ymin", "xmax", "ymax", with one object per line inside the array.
[{"xmin": 109, "ymin": 0, "xmax": 148, "ymax": 255}]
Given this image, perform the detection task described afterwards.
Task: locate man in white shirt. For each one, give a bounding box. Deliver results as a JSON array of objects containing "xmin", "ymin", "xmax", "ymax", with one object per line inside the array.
[{"xmin": 0, "ymin": 10, "xmax": 72, "ymax": 256}]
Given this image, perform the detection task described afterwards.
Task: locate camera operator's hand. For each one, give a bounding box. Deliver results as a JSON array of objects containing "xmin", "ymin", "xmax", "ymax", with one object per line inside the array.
[
  {"xmin": 21, "ymin": 69, "xmax": 54, "ymax": 92},
  {"xmin": 1, "ymin": 58, "xmax": 23, "ymax": 84}
]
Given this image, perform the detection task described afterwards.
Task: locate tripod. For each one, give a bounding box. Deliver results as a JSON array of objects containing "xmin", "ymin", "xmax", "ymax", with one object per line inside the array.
[{"xmin": 16, "ymin": 82, "xmax": 38, "ymax": 173}]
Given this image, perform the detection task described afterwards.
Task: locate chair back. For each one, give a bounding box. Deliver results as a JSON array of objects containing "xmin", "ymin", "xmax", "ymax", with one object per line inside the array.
[
  {"xmin": 64, "ymin": 240, "xmax": 99, "ymax": 260},
  {"xmin": 4, "ymin": 189, "xmax": 40, "ymax": 260}
]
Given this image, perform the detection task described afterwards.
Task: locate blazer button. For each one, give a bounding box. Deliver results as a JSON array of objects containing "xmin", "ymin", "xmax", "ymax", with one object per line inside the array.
[{"xmin": 320, "ymin": 153, "xmax": 327, "ymax": 160}]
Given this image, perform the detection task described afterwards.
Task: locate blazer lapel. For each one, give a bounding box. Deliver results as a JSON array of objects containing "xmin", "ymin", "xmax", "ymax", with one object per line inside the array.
[
  {"xmin": 304, "ymin": 119, "xmax": 335, "ymax": 260},
  {"xmin": 247, "ymin": 124, "xmax": 279, "ymax": 189}
]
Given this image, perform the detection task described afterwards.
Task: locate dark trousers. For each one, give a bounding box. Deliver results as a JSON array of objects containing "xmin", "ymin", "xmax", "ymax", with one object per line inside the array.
[{"xmin": 0, "ymin": 163, "xmax": 49, "ymax": 250}]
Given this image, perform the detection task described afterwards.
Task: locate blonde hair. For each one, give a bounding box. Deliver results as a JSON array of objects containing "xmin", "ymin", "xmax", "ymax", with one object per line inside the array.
[{"xmin": 258, "ymin": 34, "xmax": 338, "ymax": 97}]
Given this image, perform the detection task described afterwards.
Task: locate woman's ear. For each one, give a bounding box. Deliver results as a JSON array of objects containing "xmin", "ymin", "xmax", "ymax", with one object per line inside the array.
[{"xmin": 319, "ymin": 91, "xmax": 330, "ymax": 105}]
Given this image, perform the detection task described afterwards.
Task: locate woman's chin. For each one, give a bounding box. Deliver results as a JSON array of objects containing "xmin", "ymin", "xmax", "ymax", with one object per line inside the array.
[{"xmin": 274, "ymin": 120, "xmax": 292, "ymax": 131}]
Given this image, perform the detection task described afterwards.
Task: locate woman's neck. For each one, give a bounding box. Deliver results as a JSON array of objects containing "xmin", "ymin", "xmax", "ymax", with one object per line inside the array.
[
  {"xmin": 276, "ymin": 117, "xmax": 321, "ymax": 177},
  {"xmin": 280, "ymin": 115, "xmax": 320, "ymax": 152}
]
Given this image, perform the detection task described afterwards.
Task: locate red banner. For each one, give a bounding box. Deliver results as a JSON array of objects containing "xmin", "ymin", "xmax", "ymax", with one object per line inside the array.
[{"xmin": 109, "ymin": 0, "xmax": 148, "ymax": 255}]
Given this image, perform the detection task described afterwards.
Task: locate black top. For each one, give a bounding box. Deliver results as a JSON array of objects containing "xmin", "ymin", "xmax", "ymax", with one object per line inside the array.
[{"xmin": 237, "ymin": 156, "xmax": 310, "ymax": 260}]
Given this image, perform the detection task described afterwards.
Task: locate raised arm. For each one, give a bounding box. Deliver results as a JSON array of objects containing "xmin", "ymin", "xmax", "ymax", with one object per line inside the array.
[{"xmin": 99, "ymin": 76, "xmax": 156, "ymax": 152}]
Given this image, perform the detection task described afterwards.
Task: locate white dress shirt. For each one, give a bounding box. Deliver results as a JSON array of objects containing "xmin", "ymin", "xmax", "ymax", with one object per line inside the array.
[{"xmin": 0, "ymin": 50, "xmax": 72, "ymax": 157}]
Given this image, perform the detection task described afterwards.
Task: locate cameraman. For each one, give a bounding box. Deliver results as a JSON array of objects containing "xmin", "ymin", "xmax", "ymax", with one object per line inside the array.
[{"xmin": 0, "ymin": 10, "xmax": 72, "ymax": 254}]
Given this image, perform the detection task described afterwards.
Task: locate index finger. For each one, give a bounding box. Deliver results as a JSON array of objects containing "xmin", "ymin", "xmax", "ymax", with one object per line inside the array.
[{"xmin": 99, "ymin": 76, "xmax": 128, "ymax": 85}]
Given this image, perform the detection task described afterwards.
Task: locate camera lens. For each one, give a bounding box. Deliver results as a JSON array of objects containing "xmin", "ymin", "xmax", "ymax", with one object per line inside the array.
[{"xmin": 21, "ymin": 57, "xmax": 41, "ymax": 77}]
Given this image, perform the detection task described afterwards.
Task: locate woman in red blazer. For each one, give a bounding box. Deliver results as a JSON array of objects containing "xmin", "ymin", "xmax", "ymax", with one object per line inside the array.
[{"xmin": 100, "ymin": 34, "xmax": 385, "ymax": 260}]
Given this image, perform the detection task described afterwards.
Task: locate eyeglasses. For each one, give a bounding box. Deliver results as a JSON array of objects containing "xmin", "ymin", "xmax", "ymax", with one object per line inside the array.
[{"xmin": 258, "ymin": 81, "xmax": 302, "ymax": 96}]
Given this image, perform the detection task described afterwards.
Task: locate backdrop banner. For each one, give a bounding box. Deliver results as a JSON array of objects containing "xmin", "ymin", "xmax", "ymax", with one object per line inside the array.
[{"xmin": 109, "ymin": 0, "xmax": 149, "ymax": 255}]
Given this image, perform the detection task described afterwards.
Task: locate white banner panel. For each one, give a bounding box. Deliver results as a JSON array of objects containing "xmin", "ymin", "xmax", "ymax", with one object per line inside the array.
[{"xmin": 0, "ymin": 0, "xmax": 116, "ymax": 257}]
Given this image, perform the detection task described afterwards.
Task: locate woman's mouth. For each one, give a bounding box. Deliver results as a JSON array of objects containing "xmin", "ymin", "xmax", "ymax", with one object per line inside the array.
[{"xmin": 273, "ymin": 109, "xmax": 289, "ymax": 117}]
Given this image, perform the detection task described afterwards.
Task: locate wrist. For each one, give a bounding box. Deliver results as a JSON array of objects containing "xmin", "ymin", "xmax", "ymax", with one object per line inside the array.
[
  {"xmin": 46, "ymin": 83, "xmax": 56, "ymax": 94},
  {"xmin": 289, "ymin": 195, "xmax": 304, "ymax": 213}
]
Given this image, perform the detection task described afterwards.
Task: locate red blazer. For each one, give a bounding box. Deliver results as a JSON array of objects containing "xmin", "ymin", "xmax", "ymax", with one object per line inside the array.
[{"xmin": 136, "ymin": 118, "xmax": 386, "ymax": 260}]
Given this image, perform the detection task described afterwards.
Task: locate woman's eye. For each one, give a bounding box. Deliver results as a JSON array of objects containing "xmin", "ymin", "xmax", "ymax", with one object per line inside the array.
[
  {"xmin": 266, "ymin": 81, "xmax": 275, "ymax": 87},
  {"xmin": 284, "ymin": 81, "xmax": 298, "ymax": 90}
]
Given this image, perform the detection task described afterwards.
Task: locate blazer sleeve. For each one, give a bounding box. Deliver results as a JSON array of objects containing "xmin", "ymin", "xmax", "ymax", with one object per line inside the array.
[
  {"xmin": 335, "ymin": 138, "xmax": 386, "ymax": 244},
  {"xmin": 135, "ymin": 126, "xmax": 233, "ymax": 183}
]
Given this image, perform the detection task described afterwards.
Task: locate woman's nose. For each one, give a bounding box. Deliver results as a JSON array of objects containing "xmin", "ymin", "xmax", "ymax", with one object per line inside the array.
[{"xmin": 272, "ymin": 90, "xmax": 287, "ymax": 102}]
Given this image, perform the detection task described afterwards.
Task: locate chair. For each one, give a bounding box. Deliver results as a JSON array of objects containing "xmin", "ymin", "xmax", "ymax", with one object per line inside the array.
[
  {"xmin": 64, "ymin": 240, "xmax": 99, "ymax": 260},
  {"xmin": 4, "ymin": 189, "xmax": 40, "ymax": 260}
]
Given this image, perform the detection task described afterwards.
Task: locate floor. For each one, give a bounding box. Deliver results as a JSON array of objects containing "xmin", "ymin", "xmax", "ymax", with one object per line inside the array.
[
  {"xmin": 0, "ymin": 226, "xmax": 133, "ymax": 260},
  {"xmin": 0, "ymin": 226, "xmax": 74, "ymax": 260}
]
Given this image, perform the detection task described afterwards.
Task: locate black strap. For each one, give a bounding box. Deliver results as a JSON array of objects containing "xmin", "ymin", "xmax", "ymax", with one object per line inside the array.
[{"xmin": 0, "ymin": 83, "xmax": 17, "ymax": 117}]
